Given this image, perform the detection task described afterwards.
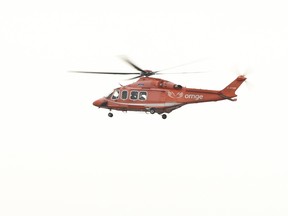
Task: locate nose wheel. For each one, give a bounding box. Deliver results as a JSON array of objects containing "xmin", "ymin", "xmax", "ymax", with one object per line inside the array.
[
  {"xmin": 161, "ymin": 114, "xmax": 167, "ymax": 119},
  {"xmin": 108, "ymin": 112, "xmax": 113, "ymax": 118}
]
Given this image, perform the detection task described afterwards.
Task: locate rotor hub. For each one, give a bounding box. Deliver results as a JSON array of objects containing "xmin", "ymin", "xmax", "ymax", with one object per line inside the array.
[{"xmin": 143, "ymin": 70, "xmax": 155, "ymax": 77}]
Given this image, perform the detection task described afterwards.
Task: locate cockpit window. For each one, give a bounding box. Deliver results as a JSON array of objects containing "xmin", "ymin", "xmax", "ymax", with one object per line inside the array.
[
  {"xmin": 139, "ymin": 91, "xmax": 147, "ymax": 100},
  {"xmin": 130, "ymin": 91, "xmax": 138, "ymax": 100},
  {"xmin": 111, "ymin": 90, "xmax": 119, "ymax": 100}
]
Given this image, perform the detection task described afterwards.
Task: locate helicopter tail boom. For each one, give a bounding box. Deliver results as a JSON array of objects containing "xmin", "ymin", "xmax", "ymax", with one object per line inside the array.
[{"xmin": 220, "ymin": 75, "xmax": 246, "ymax": 99}]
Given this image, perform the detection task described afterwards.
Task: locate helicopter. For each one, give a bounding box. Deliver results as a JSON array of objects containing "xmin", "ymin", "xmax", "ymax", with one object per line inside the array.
[{"xmin": 71, "ymin": 57, "xmax": 247, "ymax": 119}]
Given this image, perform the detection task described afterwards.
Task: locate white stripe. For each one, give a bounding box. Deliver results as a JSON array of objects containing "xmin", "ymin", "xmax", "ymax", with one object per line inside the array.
[{"xmin": 110, "ymin": 101, "xmax": 182, "ymax": 107}]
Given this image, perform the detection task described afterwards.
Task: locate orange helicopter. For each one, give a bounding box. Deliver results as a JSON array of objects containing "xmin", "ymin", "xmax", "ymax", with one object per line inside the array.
[{"xmin": 72, "ymin": 57, "xmax": 246, "ymax": 119}]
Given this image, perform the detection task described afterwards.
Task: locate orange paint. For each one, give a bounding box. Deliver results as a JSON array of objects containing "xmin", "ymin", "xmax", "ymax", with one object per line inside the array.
[{"xmin": 93, "ymin": 76, "xmax": 246, "ymax": 118}]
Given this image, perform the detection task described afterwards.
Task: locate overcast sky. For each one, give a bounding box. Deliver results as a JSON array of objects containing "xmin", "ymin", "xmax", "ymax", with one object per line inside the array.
[{"xmin": 1, "ymin": 0, "xmax": 288, "ymax": 216}]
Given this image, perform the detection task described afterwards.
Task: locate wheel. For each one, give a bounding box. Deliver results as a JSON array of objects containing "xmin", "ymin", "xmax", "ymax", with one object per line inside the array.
[
  {"xmin": 162, "ymin": 114, "xmax": 167, "ymax": 119},
  {"xmin": 108, "ymin": 112, "xmax": 113, "ymax": 117},
  {"xmin": 150, "ymin": 108, "xmax": 156, "ymax": 114}
]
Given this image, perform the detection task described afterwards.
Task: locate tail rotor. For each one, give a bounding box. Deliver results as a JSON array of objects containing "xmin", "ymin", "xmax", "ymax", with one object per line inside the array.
[{"xmin": 230, "ymin": 64, "xmax": 254, "ymax": 90}]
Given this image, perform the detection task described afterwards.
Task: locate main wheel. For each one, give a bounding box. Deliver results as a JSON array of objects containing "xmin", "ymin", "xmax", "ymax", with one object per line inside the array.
[
  {"xmin": 108, "ymin": 112, "xmax": 113, "ymax": 117},
  {"xmin": 150, "ymin": 108, "xmax": 156, "ymax": 114},
  {"xmin": 162, "ymin": 114, "xmax": 167, "ymax": 119}
]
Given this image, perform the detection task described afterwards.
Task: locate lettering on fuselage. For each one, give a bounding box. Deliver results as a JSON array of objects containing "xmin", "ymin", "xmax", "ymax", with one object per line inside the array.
[
  {"xmin": 167, "ymin": 91, "xmax": 204, "ymax": 100},
  {"xmin": 184, "ymin": 94, "xmax": 203, "ymax": 100}
]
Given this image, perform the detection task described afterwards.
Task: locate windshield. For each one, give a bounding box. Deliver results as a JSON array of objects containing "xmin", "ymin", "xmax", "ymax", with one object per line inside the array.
[{"xmin": 106, "ymin": 89, "xmax": 119, "ymax": 99}]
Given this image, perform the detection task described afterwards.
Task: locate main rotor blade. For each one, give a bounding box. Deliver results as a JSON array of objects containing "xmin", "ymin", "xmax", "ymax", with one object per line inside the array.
[
  {"xmin": 156, "ymin": 71, "xmax": 209, "ymax": 75},
  {"xmin": 69, "ymin": 71, "xmax": 139, "ymax": 75},
  {"xmin": 155, "ymin": 58, "xmax": 209, "ymax": 73},
  {"xmin": 119, "ymin": 56, "xmax": 146, "ymax": 72},
  {"xmin": 126, "ymin": 75, "xmax": 143, "ymax": 80}
]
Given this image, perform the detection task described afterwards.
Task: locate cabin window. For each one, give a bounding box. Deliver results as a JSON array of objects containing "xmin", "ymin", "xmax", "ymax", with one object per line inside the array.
[
  {"xmin": 111, "ymin": 90, "xmax": 119, "ymax": 100},
  {"xmin": 130, "ymin": 91, "xmax": 138, "ymax": 100},
  {"xmin": 139, "ymin": 91, "xmax": 147, "ymax": 100},
  {"xmin": 121, "ymin": 90, "xmax": 128, "ymax": 100}
]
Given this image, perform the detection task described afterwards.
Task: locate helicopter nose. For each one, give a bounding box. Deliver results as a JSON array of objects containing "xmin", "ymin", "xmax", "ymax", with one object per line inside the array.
[{"xmin": 93, "ymin": 98, "xmax": 107, "ymax": 107}]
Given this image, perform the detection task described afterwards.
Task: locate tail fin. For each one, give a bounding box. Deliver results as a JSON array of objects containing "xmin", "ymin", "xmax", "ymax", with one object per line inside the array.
[{"xmin": 220, "ymin": 75, "xmax": 246, "ymax": 99}]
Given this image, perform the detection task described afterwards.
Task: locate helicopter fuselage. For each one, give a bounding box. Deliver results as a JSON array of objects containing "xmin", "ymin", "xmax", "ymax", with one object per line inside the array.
[{"xmin": 93, "ymin": 76, "xmax": 246, "ymax": 115}]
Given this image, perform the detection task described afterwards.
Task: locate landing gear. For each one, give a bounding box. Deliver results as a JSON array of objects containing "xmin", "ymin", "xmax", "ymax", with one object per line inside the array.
[
  {"xmin": 149, "ymin": 108, "xmax": 156, "ymax": 114},
  {"xmin": 161, "ymin": 114, "xmax": 167, "ymax": 119},
  {"xmin": 108, "ymin": 112, "xmax": 113, "ymax": 118}
]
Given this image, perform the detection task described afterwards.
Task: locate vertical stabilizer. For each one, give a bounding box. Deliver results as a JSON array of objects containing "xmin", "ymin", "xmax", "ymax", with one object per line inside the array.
[{"xmin": 220, "ymin": 75, "xmax": 246, "ymax": 98}]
